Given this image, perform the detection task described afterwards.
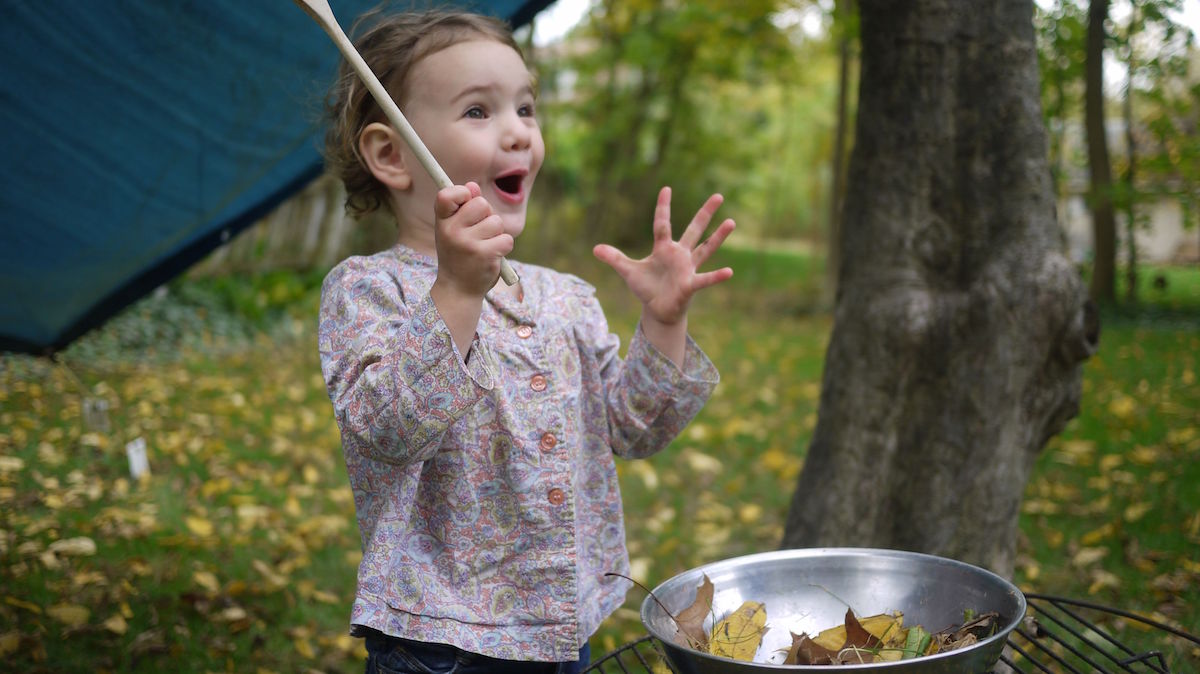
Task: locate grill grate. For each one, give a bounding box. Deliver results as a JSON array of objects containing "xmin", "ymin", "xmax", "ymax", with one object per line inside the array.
[
  {"xmin": 1001, "ymin": 593, "xmax": 1199, "ymax": 673},
  {"xmin": 585, "ymin": 593, "xmax": 1200, "ymax": 673}
]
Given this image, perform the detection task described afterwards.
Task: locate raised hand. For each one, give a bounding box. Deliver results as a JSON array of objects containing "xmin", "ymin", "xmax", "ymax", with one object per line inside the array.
[
  {"xmin": 593, "ymin": 186, "xmax": 735, "ymax": 328},
  {"xmin": 433, "ymin": 181, "xmax": 513, "ymax": 298},
  {"xmin": 430, "ymin": 181, "xmax": 513, "ymax": 359}
]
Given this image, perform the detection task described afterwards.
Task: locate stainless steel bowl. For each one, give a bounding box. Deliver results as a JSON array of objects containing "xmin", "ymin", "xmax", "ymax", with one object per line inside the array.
[{"xmin": 640, "ymin": 548, "xmax": 1026, "ymax": 673}]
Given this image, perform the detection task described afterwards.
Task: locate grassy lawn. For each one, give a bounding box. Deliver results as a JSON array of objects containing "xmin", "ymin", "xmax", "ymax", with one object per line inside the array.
[{"xmin": 1, "ymin": 249, "xmax": 1197, "ymax": 671}]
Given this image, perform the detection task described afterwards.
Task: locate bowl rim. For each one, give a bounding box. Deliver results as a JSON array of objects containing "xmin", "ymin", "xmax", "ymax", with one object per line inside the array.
[{"xmin": 638, "ymin": 547, "xmax": 1028, "ymax": 671}]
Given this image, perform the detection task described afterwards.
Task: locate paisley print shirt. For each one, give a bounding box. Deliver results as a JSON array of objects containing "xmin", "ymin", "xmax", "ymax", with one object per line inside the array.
[{"xmin": 318, "ymin": 244, "xmax": 719, "ymax": 661}]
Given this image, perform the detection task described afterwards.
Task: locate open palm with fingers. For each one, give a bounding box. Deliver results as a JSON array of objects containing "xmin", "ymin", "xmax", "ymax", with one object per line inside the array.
[{"xmin": 593, "ymin": 186, "xmax": 736, "ymax": 326}]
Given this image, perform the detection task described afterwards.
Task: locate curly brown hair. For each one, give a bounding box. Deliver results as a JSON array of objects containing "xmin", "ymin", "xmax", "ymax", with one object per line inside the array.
[{"xmin": 323, "ymin": 9, "xmax": 525, "ymax": 218}]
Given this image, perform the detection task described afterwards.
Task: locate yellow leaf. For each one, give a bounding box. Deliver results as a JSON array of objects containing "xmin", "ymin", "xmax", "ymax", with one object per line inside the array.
[
  {"xmin": 294, "ymin": 636, "xmax": 316, "ymax": 659},
  {"xmin": 1023, "ymin": 562, "xmax": 1041, "ymax": 581},
  {"xmin": 1107, "ymin": 395, "xmax": 1136, "ymax": 421},
  {"xmin": 185, "ymin": 516, "xmax": 214, "ymax": 537},
  {"xmin": 1056, "ymin": 439, "xmax": 1095, "ymax": 465},
  {"xmin": 71, "ymin": 571, "xmax": 107, "ymax": 588},
  {"xmin": 738, "ymin": 503, "xmax": 763, "ymax": 525},
  {"xmin": 252, "ymin": 559, "xmax": 288, "ymax": 591},
  {"xmin": 49, "ymin": 536, "xmax": 97, "ymax": 557},
  {"xmin": 1071, "ymin": 547, "xmax": 1108, "ymax": 567},
  {"xmin": 193, "ymin": 570, "xmax": 220, "ymax": 593},
  {"xmin": 682, "ymin": 449, "xmax": 722, "ymax": 475},
  {"xmin": 861, "ymin": 613, "xmax": 905, "ymax": 643},
  {"xmin": 709, "ymin": 601, "xmax": 767, "ymax": 661},
  {"xmin": 0, "ymin": 631, "xmax": 19, "ymax": 657},
  {"xmin": 311, "ymin": 589, "xmax": 339, "ymax": 605},
  {"xmin": 1088, "ymin": 570, "xmax": 1121, "ymax": 594},
  {"xmin": 0, "ymin": 456, "xmax": 25, "ymax": 473},
  {"xmin": 302, "ymin": 464, "xmax": 320, "ymax": 484},
  {"xmin": 47, "ymin": 603, "xmax": 90, "ymax": 627},
  {"xmin": 1130, "ymin": 446, "xmax": 1160, "ymax": 465},
  {"xmin": 217, "ymin": 606, "xmax": 247, "ymax": 622},
  {"xmin": 1081, "ymin": 523, "xmax": 1116, "ymax": 546},
  {"xmin": 1124, "ymin": 502, "xmax": 1153, "ymax": 522},
  {"xmin": 102, "ymin": 614, "xmax": 128, "ymax": 635},
  {"xmin": 5, "ymin": 596, "xmax": 43, "ymax": 614},
  {"xmin": 201, "ymin": 478, "xmax": 231, "ymax": 499}
]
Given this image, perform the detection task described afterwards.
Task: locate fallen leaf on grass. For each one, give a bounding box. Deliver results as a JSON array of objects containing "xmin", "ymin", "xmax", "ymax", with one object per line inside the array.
[
  {"xmin": 184, "ymin": 516, "xmax": 214, "ymax": 537},
  {"xmin": 46, "ymin": 603, "xmax": 90, "ymax": 627},
  {"xmin": 102, "ymin": 613, "xmax": 128, "ymax": 635},
  {"xmin": 48, "ymin": 536, "xmax": 96, "ymax": 557}
]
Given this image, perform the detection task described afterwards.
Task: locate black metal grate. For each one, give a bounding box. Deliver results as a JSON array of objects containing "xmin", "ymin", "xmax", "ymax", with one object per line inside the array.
[
  {"xmin": 583, "ymin": 635, "xmax": 671, "ymax": 673},
  {"xmin": 585, "ymin": 594, "xmax": 1200, "ymax": 673},
  {"xmin": 1001, "ymin": 593, "xmax": 1200, "ymax": 673}
]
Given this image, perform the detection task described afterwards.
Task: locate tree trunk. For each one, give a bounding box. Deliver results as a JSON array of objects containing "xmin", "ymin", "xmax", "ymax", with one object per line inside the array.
[
  {"xmin": 781, "ymin": 0, "xmax": 1098, "ymax": 577},
  {"xmin": 823, "ymin": 0, "xmax": 855, "ymax": 309},
  {"xmin": 1086, "ymin": 0, "xmax": 1117, "ymax": 304},
  {"xmin": 1122, "ymin": 11, "xmax": 1138, "ymax": 304}
]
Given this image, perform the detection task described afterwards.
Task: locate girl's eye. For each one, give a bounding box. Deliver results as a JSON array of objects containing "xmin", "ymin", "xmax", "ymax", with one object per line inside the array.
[
  {"xmin": 518, "ymin": 104, "xmax": 535, "ymax": 118},
  {"xmin": 464, "ymin": 106, "xmax": 486, "ymax": 119}
]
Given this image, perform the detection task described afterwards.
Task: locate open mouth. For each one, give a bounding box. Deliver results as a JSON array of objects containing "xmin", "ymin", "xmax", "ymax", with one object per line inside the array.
[{"xmin": 494, "ymin": 174, "xmax": 523, "ymax": 196}]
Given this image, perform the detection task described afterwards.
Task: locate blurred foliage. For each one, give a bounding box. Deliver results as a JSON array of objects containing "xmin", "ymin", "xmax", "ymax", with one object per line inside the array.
[
  {"xmin": 1036, "ymin": 0, "xmax": 1198, "ymax": 230},
  {"xmin": 526, "ymin": 0, "xmax": 844, "ymax": 257}
]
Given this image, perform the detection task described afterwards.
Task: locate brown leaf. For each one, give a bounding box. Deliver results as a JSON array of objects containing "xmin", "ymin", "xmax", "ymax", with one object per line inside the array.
[
  {"xmin": 673, "ymin": 574, "xmax": 714, "ymax": 650},
  {"xmin": 786, "ymin": 632, "xmax": 839, "ymax": 665},
  {"xmin": 844, "ymin": 609, "xmax": 882, "ymax": 651}
]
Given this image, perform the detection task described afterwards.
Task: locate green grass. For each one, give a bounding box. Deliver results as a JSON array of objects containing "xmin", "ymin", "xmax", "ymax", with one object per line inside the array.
[{"xmin": 1, "ymin": 254, "xmax": 1197, "ymax": 671}]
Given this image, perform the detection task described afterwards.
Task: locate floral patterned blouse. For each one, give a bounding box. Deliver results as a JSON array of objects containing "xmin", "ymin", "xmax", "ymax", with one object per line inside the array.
[{"xmin": 318, "ymin": 243, "xmax": 718, "ymax": 661}]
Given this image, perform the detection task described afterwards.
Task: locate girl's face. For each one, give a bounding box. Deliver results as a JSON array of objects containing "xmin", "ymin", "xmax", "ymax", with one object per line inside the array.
[{"xmin": 399, "ymin": 39, "xmax": 544, "ymax": 241}]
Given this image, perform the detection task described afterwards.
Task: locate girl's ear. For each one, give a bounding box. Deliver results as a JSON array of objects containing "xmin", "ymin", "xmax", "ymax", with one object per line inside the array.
[{"xmin": 359, "ymin": 122, "xmax": 412, "ymax": 190}]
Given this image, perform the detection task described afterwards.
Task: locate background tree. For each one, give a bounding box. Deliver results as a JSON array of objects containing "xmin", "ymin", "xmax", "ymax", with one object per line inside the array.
[
  {"xmin": 1086, "ymin": 0, "xmax": 1119, "ymax": 304},
  {"xmin": 1034, "ymin": 1, "xmax": 1087, "ymax": 211},
  {"xmin": 781, "ymin": 0, "xmax": 1099, "ymax": 576},
  {"xmin": 1111, "ymin": 0, "xmax": 1197, "ymax": 296},
  {"xmin": 538, "ymin": 0, "xmax": 796, "ymax": 249}
]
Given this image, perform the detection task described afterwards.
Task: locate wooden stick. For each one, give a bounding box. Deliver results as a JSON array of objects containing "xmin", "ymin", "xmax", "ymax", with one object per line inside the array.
[{"xmin": 293, "ymin": 0, "xmax": 519, "ymax": 285}]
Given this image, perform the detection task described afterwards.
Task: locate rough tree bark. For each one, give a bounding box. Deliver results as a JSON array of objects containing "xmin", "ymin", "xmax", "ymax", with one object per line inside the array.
[
  {"xmin": 822, "ymin": 0, "xmax": 855, "ymax": 310},
  {"xmin": 781, "ymin": 0, "xmax": 1099, "ymax": 577}
]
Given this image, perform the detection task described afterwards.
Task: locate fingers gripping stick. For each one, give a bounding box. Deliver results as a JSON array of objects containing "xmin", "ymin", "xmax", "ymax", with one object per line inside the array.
[{"xmin": 293, "ymin": 0, "xmax": 519, "ymax": 286}]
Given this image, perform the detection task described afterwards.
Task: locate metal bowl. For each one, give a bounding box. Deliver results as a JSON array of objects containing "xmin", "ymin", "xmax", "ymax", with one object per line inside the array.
[{"xmin": 640, "ymin": 548, "xmax": 1026, "ymax": 673}]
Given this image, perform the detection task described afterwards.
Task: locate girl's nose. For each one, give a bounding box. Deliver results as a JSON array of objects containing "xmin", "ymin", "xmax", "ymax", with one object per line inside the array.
[{"xmin": 502, "ymin": 112, "xmax": 532, "ymax": 151}]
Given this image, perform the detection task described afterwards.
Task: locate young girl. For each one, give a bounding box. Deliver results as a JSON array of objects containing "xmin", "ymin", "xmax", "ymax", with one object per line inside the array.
[{"xmin": 317, "ymin": 10, "xmax": 735, "ymax": 673}]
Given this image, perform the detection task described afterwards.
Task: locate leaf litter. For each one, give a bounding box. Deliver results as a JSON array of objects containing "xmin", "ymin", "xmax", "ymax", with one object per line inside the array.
[{"xmin": 664, "ymin": 574, "xmax": 1000, "ymax": 665}]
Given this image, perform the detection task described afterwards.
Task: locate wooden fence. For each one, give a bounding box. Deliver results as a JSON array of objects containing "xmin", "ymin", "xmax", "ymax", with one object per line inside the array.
[{"xmin": 194, "ymin": 174, "xmax": 396, "ymax": 276}]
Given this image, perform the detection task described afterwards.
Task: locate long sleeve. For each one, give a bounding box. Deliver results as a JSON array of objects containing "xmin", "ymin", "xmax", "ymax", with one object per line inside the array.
[
  {"xmin": 572, "ymin": 290, "xmax": 719, "ymax": 460},
  {"xmin": 318, "ymin": 257, "xmax": 494, "ymax": 466}
]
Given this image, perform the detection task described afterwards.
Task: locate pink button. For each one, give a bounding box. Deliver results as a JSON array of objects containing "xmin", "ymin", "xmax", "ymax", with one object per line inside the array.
[
  {"xmin": 516, "ymin": 325, "xmax": 533, "ymax": 339},
  {"xmin": 530, "ymin": 374, "xmax": 547, "ymax": 392},
  {"xmin": 547, "ymin": 488, "xmax": 565, "ymax": 505}
]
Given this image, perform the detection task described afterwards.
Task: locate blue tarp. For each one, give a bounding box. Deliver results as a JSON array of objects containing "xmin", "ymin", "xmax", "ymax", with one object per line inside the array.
[{"xmin": 0, "ymin": 0, "xmax": 551, "ymax": 354}]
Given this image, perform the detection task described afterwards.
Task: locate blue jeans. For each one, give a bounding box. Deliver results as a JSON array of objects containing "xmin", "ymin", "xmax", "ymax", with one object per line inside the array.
[{"xmin": 363, "ymin": 629, "xmax": 591, "ymax": 674}]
